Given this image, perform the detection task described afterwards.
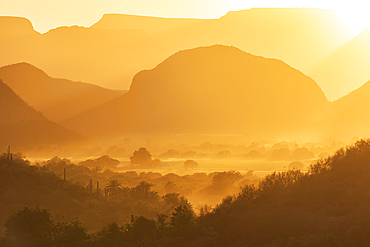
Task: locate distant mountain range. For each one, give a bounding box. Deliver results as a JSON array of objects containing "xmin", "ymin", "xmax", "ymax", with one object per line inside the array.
[
  {"xmin": 0, "ymin": 63, "xmax": 123, "ymax": 122},
  {"xmin": 0, "ymin": 8, "xmax": 355, "ymax": 93},
  {"xmin": 62, "ymin": 45, "xmax": 329, "ymax": 140},
  {"xmin": 91, "ymin": 13, "xmax": 203, "ymax": 35},
  {"xmin": 2, "ymin": 44, "xmax": 370, "ymax": 144},
  {"xmin": 0, "ymin": 79, "xmax": 83, "ymax": 147},
  {"xmin": 105, "ymin": 8, "xmax": 353, "ymax": 72},
  {"xmin": 0, "ymin": 16, "xmax": 39, "ymax": 37},
  {"xmin": 308, "ymin": 27, "xmax": 370, "ymax": 101},
  {"xmin": 319, "ymin": 78, "xmax": 370, "ymax": 140}
]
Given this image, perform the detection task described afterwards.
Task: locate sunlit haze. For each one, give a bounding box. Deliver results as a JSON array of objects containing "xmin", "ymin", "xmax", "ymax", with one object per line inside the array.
[
  {"xmin": 1, "ymin": 0, "xmax": 370, "ymax": 33},
  {"xmin": 4, "ymin": 0, "xmax": 370, "ymax": 245}
]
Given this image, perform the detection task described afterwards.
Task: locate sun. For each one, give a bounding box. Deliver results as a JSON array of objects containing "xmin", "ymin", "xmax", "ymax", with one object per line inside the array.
[
  {"xmin": 333, "ymin": 5, "xmax": 370, "ymax": 33},
  {"xmin": 227, "ymin": 1, "xmax": 370, "ymax": 34}
]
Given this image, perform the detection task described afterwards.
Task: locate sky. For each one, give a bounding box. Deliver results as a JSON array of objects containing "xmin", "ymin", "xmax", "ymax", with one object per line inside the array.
[{"xmin": 1, "ymin": 0, "xmax": 370, "ymax": 33}]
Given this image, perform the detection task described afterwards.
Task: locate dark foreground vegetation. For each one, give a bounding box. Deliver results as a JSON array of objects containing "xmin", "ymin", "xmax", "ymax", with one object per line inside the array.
[{"xmin": 3, "ymin": 140, "xmax": 370, "ymax": 246}]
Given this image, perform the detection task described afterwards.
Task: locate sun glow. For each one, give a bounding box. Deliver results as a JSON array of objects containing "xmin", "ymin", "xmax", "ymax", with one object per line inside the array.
[{"xmin": 228, "ymin": 1, "xmax": 370, "ymax": 34}]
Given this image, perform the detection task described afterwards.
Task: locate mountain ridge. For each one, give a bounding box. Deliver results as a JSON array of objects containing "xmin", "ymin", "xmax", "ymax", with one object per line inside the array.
[
  {"xmin": 0, "ymin": 16, "xmax": 40, "ymax": 37},
  {"xmin": 307, "ymin": 26, "xmax": 370, "ymax": 101},
  {"xmin": 0, "ymin": 62, "xmax": 123, "ymax": 123},
  {"xmin": 63, "ymin": 45, "xmax": 328, "ymax": 140},
  {"xmin": 0, "ymin": 8, "xmax": 355, "ymax": 92},
  {"xmin": 0, "ymin": 79, "xmax": 84, "ymax": 147}
]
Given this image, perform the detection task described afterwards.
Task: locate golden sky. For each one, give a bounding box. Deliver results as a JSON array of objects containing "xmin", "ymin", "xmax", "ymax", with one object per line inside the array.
[{"xmin": 1, "ymin": 0, "xmax": 370, "ymax": 33}]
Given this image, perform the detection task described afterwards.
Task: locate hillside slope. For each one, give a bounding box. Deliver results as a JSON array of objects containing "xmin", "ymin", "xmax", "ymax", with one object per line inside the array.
[
  {"xmin": 63, "ymin": 45, "xmax": 328, "ymax": 140},
  {"xmin": 0, "ymin": 63, "xmax": 122, "ymax": 122},
  {"xmin": 198, "ymin": 139, "xmax": 370, "ymax": 246},
  {"xmin": 308, "ymin": 28, "xmax": 370, "ymax": 101},
  {"xmin": 149, "ymin": 8, "xmax": 354, "ymax": 73},
  {"xmin": 318, "ymin": 79, "xmax": 370, "ymax": 140},
  {"xmin": 0, "ymin": 79, "xmax": 83, "ymax": 147},
  {"xmin": 0, "ymin": 9, "xmax": 355, "ymax": 91}
]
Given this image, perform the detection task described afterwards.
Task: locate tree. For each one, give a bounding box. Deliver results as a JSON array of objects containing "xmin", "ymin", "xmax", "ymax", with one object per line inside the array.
[
  {"xmin": 106, "ymin": 179, "xmax": 122, "ymax": 196},
  {"xmin": 162, "ymin": 193, "xmax": 191, "ymax": 215},
  {"xmin": 78, "ymin": 155, "xmax": 119, "ymax": 169},
  {"xmin": 184, "ymin": 160, "xmax": 198, "ymax": 169},
  {"xmin": 53, "ymin": 218, "xmax": 91, "ymax": 247},
  {"xmin": 131, "ymin": 181, "xmax": 159, "ymax": 203},
  {"xmin": 169, "ymin": 205, "xmax": 197, "ymax": 238},
  {"xmin": 94, "ymin": 222, "xmax": 124, "ymax": 247},
  {"xmin": 130, "ymin": 148, "xmax": 152, "ymax": 166},
  {"xmin": 2, "ymin": 205, "xmax": 54, "ymax": 247},
  {"xmin": 124, "ymin": 215, "xmax": 157, "ymax": 244}
]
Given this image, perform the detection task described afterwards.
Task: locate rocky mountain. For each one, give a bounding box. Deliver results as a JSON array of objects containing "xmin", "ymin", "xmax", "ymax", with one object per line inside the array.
[
  {"xmin": 318, "ymin": 79, "xmax": 370, "ymax": 140},
  {"xmin": 308, "ymin": 28, "xmax": 370, "ymax": 101},
  {"xmin": 91, "ymin": 13, "xmax": 203, "ymax": 35},
  {"xmin": 0, "ymin": 8, "xmax": 355, "ymax": 92},
  {"xmin": 0, "ymin": 63, "xmax": 122, "ymax": 122},
  {"xmin": 0, "ymin": 79, "xmax": 84, "ymax": 147},
  {"xmin": 63, "ymin": 45, "xmax": 329, "ymax": 140},
  {"xmin": 0, "ymin": 16, "xmax": 40, "ymax": 38},
  {"xmin": 118, "ymin": 8, "xmax": 354, "ymax": 72}
]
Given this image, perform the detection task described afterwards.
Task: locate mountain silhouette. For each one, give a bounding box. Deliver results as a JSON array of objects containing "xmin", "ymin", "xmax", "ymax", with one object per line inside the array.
[
  {"xmin": 115, "ymin": 8, "xmax": 353, "ymax": 72},
  {"xmin": 63, "ymin": 45, "xmax": 328, "ymax": 139},
  {"xmin": 0, "ymin": 16, "xmax": 41, "ymax": 68},
  {"xmin": 317, "ymin": 79, "xmax": 370, "ymax": 140},
  {"xmin": 308, "ymin": 27, "xmax": 370, "ymax": 101},
  {"xmin": 0, "ymin": 9, "xmax": 354, "ymax": 92},
  {"xmin": 0, "ymin": 79, "xmax": 83, "ymax": 147},
  {"xmin": 0, "ymin": 63, "xmax": 123, "ymax": 122},
  {"xmin": 0, "ymin": 16, "xmax": 40, "ymax": 38},
  {"xmin": 91, "ymin": 13, "xmax": 203, "ymax": 35},
  {"xmin": 0, "ymin": 23, "xmax": 155, "ymax": 89}
]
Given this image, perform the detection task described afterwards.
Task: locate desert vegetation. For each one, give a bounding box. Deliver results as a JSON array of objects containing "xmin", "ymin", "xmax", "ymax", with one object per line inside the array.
[
  {"xmin": 3, "ymin": 140, "xmax": 370, "ymax": 246},
  {"xmin": 1, "ymin": 5, "xmax": 370, "ymax": 246}
]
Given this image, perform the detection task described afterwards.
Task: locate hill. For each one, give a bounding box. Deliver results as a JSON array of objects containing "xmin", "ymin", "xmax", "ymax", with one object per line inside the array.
[
  {"xmin": 0, "ymin": 79, "xmax": 43, "ymax": 125},
  {"xmin": 63, "ymin": 45, "xmax": 328, "ymax": 140},
  {"xmin": 195, "ymin": 139, "xmax": 370, "ymax": 246},
  {"xmin": 0, "ymin": 63, "xmax": 122, "ymax": 122},
  {"xmin": 317, "ymin": 79, "xmax": 370, "ymax": 140},
  {"xmin": 308, "ymin": 27, "xmax": 370, "ymax": 101},
  {"xmin": 0, "ymin": 17, "xmax": 41, "ymax": 69},
  {"xmin": 0, "ymin": 79, "xmax": 83, "ymax": 147},
  {"xmin": 149, "ymin": 8, "xmax": 354, "ymax": 73},
  {"xmin": 0, "ymin": 23, "xmax": 156, "ymax": 89},
  {"xmin": 3, "ymin": 140, "xmax": 370, "ymax": 246},
  {"xmin": 0, "ymin": 9, "xmax": 355, "ymax": 92},
  {"xmin": 91, "ymin": 13, "xmax": 204, "ymax": 35},
  {"xmin": 0, "ymin": 16, "xmax": 40, "ymax": 38}
]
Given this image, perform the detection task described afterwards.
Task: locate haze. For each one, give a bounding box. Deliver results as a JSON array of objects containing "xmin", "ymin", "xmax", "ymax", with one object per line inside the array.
[{"xmin": 2, "ymin": 2, "xmax": 370, "ymax": 246}]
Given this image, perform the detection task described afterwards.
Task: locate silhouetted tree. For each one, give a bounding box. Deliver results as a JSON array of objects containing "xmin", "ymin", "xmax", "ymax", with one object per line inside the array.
[
  {"xmin": 131, "ymin": 181, "xmax": 158, "ymax": 202},
  {"xmin": 169, "ymin": 205, "xmax": 197, "ymax": 238},
  {"xmin": 94, "ymin": 222, "xmax": 124, "ymax": 247},
  {"xmin": 184, "ymin": 160, "xmax": 198, "ymax": 169},
  {"xmin": 124, "ymin": 215, "xmax": 157, "ymax": 245},
  {"xmin": 106, "ymin": 179, "xmax": 122, "ymax": 196},
  {"xmin": 53, "ymin": 218, "xmax": 91, "ymax": 247},
  {"xmin": 79, "ymin": 155, "xmax": 119, "ymax": 169},
  {"xmin": 130, "ymin": 148, "xmax": 152, "ymax": 166},
  {"xmin": 162, "ymin": 193, "xmax": 191, "ymax": 215},
  {"xmin": 2, "ymin": 205, "xmax": 54, "ymax": 247}
]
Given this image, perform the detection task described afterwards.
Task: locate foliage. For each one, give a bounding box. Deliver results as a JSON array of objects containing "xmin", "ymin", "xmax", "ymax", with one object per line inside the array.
[
  {"xmin": 130, "ymin": 147, "xmax": 152, "ymax": 166},
  {"xmin": 78, "ymin": 155, "xmax": 120, "ymax": 169},
  {"xmin": 105, "ymin": 179, "xmax": 122, "ymax": 196},
  {"xmin": 184, "ymin": 160, "xmax": 198, "ymax": 169},
  {"xmin": 1, "ymin": 205, "xmax": 54, "ymax": 247},
  {"xmin": 10, "ymin": 140, "xmax": 370, "ymax": 245}
]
